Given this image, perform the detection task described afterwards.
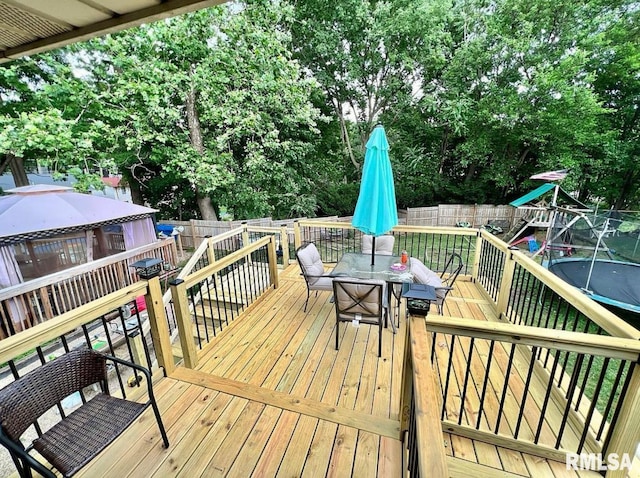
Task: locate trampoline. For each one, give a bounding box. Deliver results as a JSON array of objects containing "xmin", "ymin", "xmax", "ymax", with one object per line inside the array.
[{"xmin": 548, "ymin": 258, "xmax": 640, "ymax": 313}]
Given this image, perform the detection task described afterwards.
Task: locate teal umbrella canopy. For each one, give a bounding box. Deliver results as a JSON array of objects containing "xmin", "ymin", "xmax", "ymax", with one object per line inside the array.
[{"xmin": 352, "ymin": 125, "xmax": 398, "ymax": 263}]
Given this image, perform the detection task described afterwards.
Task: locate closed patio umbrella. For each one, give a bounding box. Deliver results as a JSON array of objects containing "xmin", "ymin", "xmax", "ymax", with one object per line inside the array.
[{"xmin": 352, "ymin": 125, "xmax": 398, "ymax": 265}]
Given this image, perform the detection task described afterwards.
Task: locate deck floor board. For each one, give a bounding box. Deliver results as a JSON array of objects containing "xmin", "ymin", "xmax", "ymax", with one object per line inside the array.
[{"xmin": 76, "ymin": 265, "xmax": 604, "ymax": 478}]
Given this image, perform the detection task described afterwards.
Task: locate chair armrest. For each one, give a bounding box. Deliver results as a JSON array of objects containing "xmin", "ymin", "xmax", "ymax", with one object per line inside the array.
[
  {"xmin": 0, "ymin": 429, "xmax": 56, "ymax": 478},
  {"xmin": 100, "ymin": 354, "xmax": 156, "ymax": 404}
]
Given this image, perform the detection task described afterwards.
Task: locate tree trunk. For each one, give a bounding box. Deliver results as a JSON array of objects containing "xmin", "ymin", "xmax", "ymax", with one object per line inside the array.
[
  {"xmin": 615, "ymin": 168, "xmax": 637, "ymax": 209},
  {"xmin": 0, "ymin": 154, "xmax": 29, "ymax": 187},
  {"xmin": 186, "ymin": 76, "xmax": 217, "ymax": 221},
  {"xmin": 335, "ymin": 101, "xmax": 359, "ymax": 170},
  {"xmin": 125, "ymin": 171, "xmax": 145, "ymax": 206},
  {"xmin": 196, "ymin": 193, "xmax": 217, "ymax": 220}
]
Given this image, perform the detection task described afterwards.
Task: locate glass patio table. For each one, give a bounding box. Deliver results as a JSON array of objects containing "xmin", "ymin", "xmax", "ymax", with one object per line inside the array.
[{"xmin": 330, "ymin": 252, "xmax": 414, "ymax": 332}]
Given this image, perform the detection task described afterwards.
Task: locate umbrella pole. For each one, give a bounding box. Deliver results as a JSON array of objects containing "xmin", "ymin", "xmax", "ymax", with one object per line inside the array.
[{"xmin": 371, "ymin": 236, "xmax": 375, "ymax": 266}]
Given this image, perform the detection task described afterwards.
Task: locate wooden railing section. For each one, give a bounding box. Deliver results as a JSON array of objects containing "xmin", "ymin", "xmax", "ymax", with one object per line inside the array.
[
  {"xmin": 401, "ymin": 316, "xmax": 449, "ymax": 477},
  {"xmin": 472, "ymin": 230, "xmax": 640, "ymax": 476},
  {"xmin": 0, "ymin": 275, "xmax": 173, "ymax": 426},
  {"xmin": 170, "ymin": 235, "xmax": 280, "ymax": 368},
  {"xmin": 426, "ymin": 317, "xmax": 640, "ymax": 460},
  {"xmin": 295, "ymin": 221, "xmax": 640, "ymax": 477},
  {"xmin": 293, "ymin": 219, "xmax": 478, "ymax": 275},
  {"xmin": 0, "ymin": 238, "xmax": 178, "ymax": 338}
]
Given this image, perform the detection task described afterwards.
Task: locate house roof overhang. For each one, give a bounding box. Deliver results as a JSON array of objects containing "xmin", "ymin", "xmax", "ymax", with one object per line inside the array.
[{"xmin": 0, "ymin": 0, "xmax": 226, "ymax": 64}]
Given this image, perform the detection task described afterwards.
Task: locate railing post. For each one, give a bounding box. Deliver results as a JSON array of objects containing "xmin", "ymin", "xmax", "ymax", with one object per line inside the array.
[
  {"xmin": 293, "ymin": 220, "xmax": 301, "ymax": 251},
  {"xmin": 471, "ymin": 230, "xmax": 483, "ymax": 282},
  {"xmin": 280, "ymin": 224, "xmax": 290, "ymax": 266},
  {"xmin": 496, "ymin": 251, "xmax": 516, "ymax": 320},
  {"xmin": 128, "ymin": 330, "xmax": 146, "ymax": 367},
  {"xmin": 169, "ymin": 278, "xmax": 199, "ymax": 369},
  {"xmin": 605, "ymin": 364, "xmax": 640, "ymax": 477},
  {"xmin": 399, "ymin": 316, "xmax": 413, "ymax": 436},
  {"xmin": 267, "ymin": 236, "xmax": 280, "ymax": 289},
  {"xmin": 144, "ymin": 276, "xmax": 175, "ymax": 375},
  {"xmin": 205, "ymin": 235, "xmax": 215, "ymax": 266},
  {"xmin": 242, "ymin": 222, "xmax": 250, "ymax": 248},
  {"xmin": 242, "ymin": 222, "xmax": 253, "ymax": 265}
]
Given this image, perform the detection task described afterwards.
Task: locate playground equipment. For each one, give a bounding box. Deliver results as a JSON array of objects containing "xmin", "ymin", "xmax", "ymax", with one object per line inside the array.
[{"xmin": 509, "ymin": 178, "xmax": 640, "ymax": 313}]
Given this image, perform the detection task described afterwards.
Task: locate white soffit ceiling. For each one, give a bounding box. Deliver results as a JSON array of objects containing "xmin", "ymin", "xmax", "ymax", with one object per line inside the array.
[{"xmin": 0, "ymin": 0, "xmax": 226, "ymax": 64}]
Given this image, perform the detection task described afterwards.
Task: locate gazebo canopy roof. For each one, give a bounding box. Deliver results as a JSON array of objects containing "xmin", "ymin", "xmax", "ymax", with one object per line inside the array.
[{"xmin": 0, "ymin": 185, "xmax": 157, "ymax": 245}]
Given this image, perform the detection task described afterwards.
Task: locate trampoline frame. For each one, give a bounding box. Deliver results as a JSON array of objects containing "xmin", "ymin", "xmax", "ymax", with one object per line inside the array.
[{"xmin": 548, "ymin": 258, "xmax": 640, "ymax": 313}]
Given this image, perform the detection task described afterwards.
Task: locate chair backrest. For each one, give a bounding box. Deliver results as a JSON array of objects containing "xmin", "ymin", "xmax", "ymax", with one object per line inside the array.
[
  {"xmin": 410, "ymin": 257, "xmax": 446, "ymax": 299},
  {"xmin": 362, "ymin": 235, "xmax": 395, "ymax": 255},
  {"xmin": 295, "ymin": 243, "xmax": 325, "ymax": 286},
  {"xmin": 0, "ymin": 348, "xmax": 106, "ymax": 443},
  {"xmin": 332, "ymin": 278, "xmax": 385, "ymax": 322},
  {"xmin": 440, "ymin": 252, "xmax": 463, "ymax": 289}
]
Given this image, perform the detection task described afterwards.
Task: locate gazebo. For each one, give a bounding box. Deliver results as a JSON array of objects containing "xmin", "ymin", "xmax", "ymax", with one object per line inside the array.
[{"xmin": 0, "ymin": 185, "xmax": 158, "ymax": 286}]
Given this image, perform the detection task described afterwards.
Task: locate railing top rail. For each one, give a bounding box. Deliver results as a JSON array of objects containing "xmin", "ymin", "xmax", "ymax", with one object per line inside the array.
[
  {"xmin": 0, "ymin": 239, "xmax": 174, "ymax": 301},
  {"xmin": 0, "ymin": 281, "xmax": 149, "ymax": 364},
  {"xmin": 181, "ymin": 235, "xmax": 273, "ymax": 289},
  {"xmin": 426, "ymin": 316, "xmax": 640, "ymax": 362},
  {"xmin": 296, "ymin": 219, "xmax": 354, "ymax": 229},
  {"xmin": 409, "ymin": 316, "xmax": 450, "ymax": 476},
  {"xmin": 246, "ymin": 225, "xmax": 289, "ymax": 234},
  {"xmin": 295, "ymin": 219, "xmax": 480, "ymax": 236},
  {"xmin": 208, "ymin": 226, "xmax": 244, "ymax": 245},
  {"xmin": 393, "ymin": 224, "xmax": 479, "ymax": 235},
  {"xmin": 176, "ymin": 235, "xmax": 211, "ymax": 279}
]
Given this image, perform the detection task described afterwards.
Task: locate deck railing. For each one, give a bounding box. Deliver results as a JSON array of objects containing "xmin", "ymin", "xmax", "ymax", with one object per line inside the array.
[
  {"xmin": 425, "ymin": 317, "xmax": 640, "ymax": 460},
  {"xmin": 293, "ymin": 220, "xmax": 477, "ymax": 275},
  {"xmin": 470, "ymin": 230, "xmax": 640, "ymax": 476},
  {"xmin": 0, "ymin": 275, "xmax": 174, "ymax": 456},
  {"xmin": 296, "ymin": 221, "xmax": 640, "ymax": 476},
  {"xmin": 170, "ymin": 235, "xmax": 279, "ymax": 368},
  {"xmin": 1, "ymin": 221, "xmax": 638, "ymax": 476},
  {"xmin": 0, "ymin": 238, "xmax": 178, "ymax": 338}
]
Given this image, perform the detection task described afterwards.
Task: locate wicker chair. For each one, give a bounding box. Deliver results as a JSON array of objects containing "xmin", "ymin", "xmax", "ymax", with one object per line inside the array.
[{"xmin": 0, "ymin": 348, "xmax": 169, "ymax": 478}]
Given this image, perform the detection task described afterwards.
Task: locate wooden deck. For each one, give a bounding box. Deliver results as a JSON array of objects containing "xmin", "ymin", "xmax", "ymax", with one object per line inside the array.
[{"xmin": 77, "ymin": 264, "xmax": 603, "ymax": 478}]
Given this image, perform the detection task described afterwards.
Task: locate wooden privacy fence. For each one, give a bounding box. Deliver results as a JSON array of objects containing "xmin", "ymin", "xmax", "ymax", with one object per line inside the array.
[
  {"xmin": 406, "ymin": 204, "xmax": 525, "ymax": 228},
  {"xmin": 157, "ymin": 204, "xmax": 526, "ymax": 251},
  {"xmin": 157, "ymin": 217, "xmax": 329, "ymax": 250}
]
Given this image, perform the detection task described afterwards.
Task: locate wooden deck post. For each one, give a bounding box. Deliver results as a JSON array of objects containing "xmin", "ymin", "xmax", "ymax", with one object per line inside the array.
[
  {"xmin": 605, "ymin": 364, "xmax": 640, "ymax": 477},
  {"xmin": 267, "ymin": 236, "xmax": 279, "ymax": 289},
  {"xmin": 144, "ymin": 276, "xmax": 175, "ymax": 375},
  {"xmin": 471, "ymin": 230, "xmax": 483, "ymax": 282},
  {"xmin": 169, "ymin": 278, "xmax": 199, "ymax": 369},
  {"xmin": 242, "ymin": 222, "xmax": 250, "ymax": 249},
  {"xmin": 399, "ymin": 316, "xmax": 413, "ymax": 437},
  {"xmin": 280, "ymin": 224, "xmax": 290, "ymax": 266},
  {"xmin": 242, "ymin": 222, "xmax": 253, "ymax": 265},
  {"xmin": 128, "ymin": 330, "xmax": 146, "ymax": 367},
  {"xmin": 496, "ymin": 251, "xmax": 516, "ymax": 320},
  {"xmin": 205, "ymin": 236, "xmax": 216, "ymax": 266},
  {"xmin": 293, "ymin": 220, "xmax": 301, "ymax": 251}
]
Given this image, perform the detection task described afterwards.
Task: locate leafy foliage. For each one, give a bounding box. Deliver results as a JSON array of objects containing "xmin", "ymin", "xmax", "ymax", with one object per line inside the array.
[{"xmin": 0, "ymin": 0, "xmax": 638, "ymax": 216}]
